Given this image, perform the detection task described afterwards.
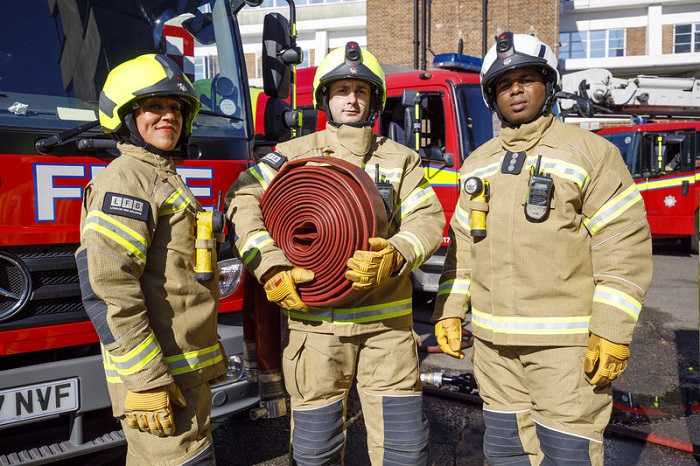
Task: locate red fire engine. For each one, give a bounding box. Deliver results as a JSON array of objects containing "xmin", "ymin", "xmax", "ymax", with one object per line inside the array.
[
  {"xmin": 559, "ymin": 68, "xmax": 700, "ymax": 253},
  {"xmin": 0, "ymin": 1, "xmax": 297, "ymax": 463}
]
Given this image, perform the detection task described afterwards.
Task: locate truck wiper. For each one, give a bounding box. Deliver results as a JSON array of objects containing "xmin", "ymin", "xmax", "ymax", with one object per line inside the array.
[
  {"xmin": 198, "ymin": 109, "xmax": 244, "ymax": 122},
  {"xmin": 77, "ymin": 138, "xmax": 118, "ymax": 151},
  {"xmin": 35, "ymin": 119, "xmax": 100, "ymax": 154}
]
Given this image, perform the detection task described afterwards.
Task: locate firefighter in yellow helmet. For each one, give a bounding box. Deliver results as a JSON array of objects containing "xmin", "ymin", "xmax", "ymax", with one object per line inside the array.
[
  {"xmin": 432, "ymin": 32, "xmax": 653, "ymax": 465},
  {"xmin": 76, "ymin": 54, "xmax": 226, "ymax": 465},
  {"xmin": 226, "ymin": 42, "xmax": 444, "ymax": 465}
]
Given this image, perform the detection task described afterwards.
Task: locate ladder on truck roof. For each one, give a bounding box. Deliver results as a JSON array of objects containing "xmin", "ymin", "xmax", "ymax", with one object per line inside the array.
[{"xmin": 557, "ymin": 68, "xmax": 700, "ymax": 120}]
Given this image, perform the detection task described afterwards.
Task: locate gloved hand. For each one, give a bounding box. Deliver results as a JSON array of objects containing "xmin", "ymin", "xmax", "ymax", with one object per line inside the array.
[
  {"xmin": 584, "ymin": 333, "xmax": 630, "ymax": 387},
  {"xmin": 435, "ymin": 318, "xmax": 465, "ymax": 359},
  {"xmin": 263, "ymin": 267, "xmax": 315, "ymax": 311},
  {"xmin": 124, "ymin": 383, "xmax": 186, "ymax": 436},
  {"xmin": 345, "ymin": 237, "xmax": 404, "ymax": 290}
]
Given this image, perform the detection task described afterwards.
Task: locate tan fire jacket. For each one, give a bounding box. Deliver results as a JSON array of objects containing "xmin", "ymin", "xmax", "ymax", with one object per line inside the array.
[
  {"xmin": 226, "ymin": 123, "xmax": 445, "ymax": 336},
  {"xmin": 76, "ymin": 143, "xmax": 226, "ymax": 407},
  {"xmin": 432, "ymin": 114, "xmax": 653, "ymax": 346}
]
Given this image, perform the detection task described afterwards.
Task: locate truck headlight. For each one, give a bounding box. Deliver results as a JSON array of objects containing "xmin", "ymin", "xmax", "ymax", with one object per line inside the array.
[
  {"xmin": 211, "ymin": 353, "xmax": 245, "ymax": 388},
  {"xmin": 226, "ymin": 353, "xmax": 244, "ymax": 383},
  {"xmin": 218, "ymin": 258, "xmax": 244, "ymax": 299}
]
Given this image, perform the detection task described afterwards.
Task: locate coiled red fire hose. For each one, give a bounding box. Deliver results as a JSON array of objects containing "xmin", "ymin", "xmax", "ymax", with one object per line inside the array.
[{"xmin": 261, "ymin": 156, "xmax": 388, "ymax": 307}]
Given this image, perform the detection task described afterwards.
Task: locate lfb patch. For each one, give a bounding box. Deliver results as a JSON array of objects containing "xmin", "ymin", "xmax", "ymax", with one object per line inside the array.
[{"xmin": 103, "ymin": 192, "xmax": 150, "ymax": 221}]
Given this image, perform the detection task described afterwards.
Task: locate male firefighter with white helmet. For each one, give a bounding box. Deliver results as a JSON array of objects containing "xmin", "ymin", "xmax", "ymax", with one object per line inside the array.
[
  {"xmin": 226, "ymin": 42, "xmax": 444, "ymax": 465},
  {"xmin": 432, "ymin": 32, "xmax": 653, "ymax": 465},
  {"xmin": 76, "ymin": 54, "xmax": 226, "ymax": 465}
]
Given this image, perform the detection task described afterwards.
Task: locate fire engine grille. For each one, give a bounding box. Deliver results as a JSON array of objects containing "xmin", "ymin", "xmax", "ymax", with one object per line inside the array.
[{"xmin": 0, "ymin": 244, "xmax": 86, "ymax": 328}]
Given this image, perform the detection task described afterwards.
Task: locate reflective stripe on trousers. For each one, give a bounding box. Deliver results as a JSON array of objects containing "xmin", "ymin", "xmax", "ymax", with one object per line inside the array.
[
  {"xmin": 536, "ymin": 422, "xmax": 592, "ymax": 466},
  {"xmin": 291, "ymin": 399, "xmax": 345, "ymax": 466},
  {"xmin": 482, "ymin": 409, "xmax": 531, "ymax": 466},
  {"xmin": 382, "ymin": 395, "xmax": 429, "ymax": 465}
]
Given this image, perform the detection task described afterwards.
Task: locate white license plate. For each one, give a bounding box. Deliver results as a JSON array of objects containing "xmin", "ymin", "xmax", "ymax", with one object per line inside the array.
[{"xmin": 0, "ymin": 378, "xmax": 79, "ymax": 426}]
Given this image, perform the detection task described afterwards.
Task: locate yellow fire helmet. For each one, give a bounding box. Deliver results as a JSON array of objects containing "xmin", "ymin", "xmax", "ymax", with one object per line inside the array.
[
  {"xmin": 99, "ymin": 54, "xmax": 201, "ymax": 140},
  {"xmin": 312, "ymin": 42, "xmax": 386, "ymax": 124}
]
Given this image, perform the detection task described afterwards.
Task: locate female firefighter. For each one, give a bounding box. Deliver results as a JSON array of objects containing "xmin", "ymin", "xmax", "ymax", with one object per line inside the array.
[
  {"xmin": 432, "ymin": 32, "xmax": 653, "ymax": 465},
  {"xmin": 226, "ymin": 42, "xmax": 444, "ymax": 465},
  {"xmin": 76, "ymin": 54, "xmax": 226, "ymax": 465}
]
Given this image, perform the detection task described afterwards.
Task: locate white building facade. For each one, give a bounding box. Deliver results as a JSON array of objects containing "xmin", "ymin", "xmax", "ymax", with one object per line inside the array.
[
  {"xmin": 559, "ymin": 0, "xmax": 700, "ymax": 78},
  {"xmin": 238, "ymin": 0, "xmax": 367, "ymax": 87},
  {"xmin": 227, "ymin": 0, "xmax": 700, "ymax": 85}
]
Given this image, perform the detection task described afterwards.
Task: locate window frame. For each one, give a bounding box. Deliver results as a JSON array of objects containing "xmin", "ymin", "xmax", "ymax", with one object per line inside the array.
[{"xmin": 559, "ymin": 28, "xmax": 626, "ymax": 60}]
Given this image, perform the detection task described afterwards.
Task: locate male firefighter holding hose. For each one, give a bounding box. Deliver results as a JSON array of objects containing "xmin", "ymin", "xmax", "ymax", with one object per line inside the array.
[
  {"xmin": 226, "ymin": 42, "xmax": 444, "ymax": 465},
  {"xmin": 432, "ymin": 33, "xmax": 653, "ymax": 465}
]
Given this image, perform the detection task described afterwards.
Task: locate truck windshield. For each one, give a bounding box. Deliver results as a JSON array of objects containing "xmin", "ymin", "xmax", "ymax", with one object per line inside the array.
[
  {"xmin": 599, "ymin": 132, "xmax": 635, "ymax": 165},
  {"xmin": 0, "ymin": 0, "xmax": 248, "ymax": 140},
  {"xmin": 454, "ymin": 84, "xmax": 493, "ymax": 157}
]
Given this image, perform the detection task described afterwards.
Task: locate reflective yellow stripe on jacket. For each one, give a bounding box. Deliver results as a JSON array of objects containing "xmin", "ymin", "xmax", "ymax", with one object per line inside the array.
[
  {"xmin": 398, "ymin": 181, "xmax": 439, "ymax": 221},
  {"xmin": 525, "ymin": 156, "xmax": 589, "ymax": 189},
  {"xmin": 239, "ymin": 230, "xmax": 275, "ymax": 265},
  {"xmin": 437, "ymin": 278, "xmax": 470, "ymax": 298},
  {"xmin": 159, "ymin": 188, "xmax": 190, "ymax": 216},
  {"xmin": 102, "ymin": 342, "xmax": 224, "ymax": 383},
  {"xmin": 472, "ymin": 308, "xmax": 591, "ymax": 335},
  {"xmin": 283, "ymin": 298, "xmax": 413, "ymax": 324},
  {"xmin": 593, "ymin": 285, "xmax": 642, "ymax": 321},
  {"xmin": 392, "ymin": 230, "xmax": 426, "ymax": 270},
  {"xmin": 83, "ymin": 211, "xmax": 148, "ymax": 263},
  {"xmin": 363, "ymin": 165, "xmax": 402, "ymax": 184},
  {"xmin": 104, "ymin": 331, "xmax": 161, "ymax": 378},
  {"xmin": 249, "ymin": 163, "xmax": 276, "ymax": 190},
  {"xmin": 584, "ymin": 185, "xmax": 643, "ymax": 235},
  {"xmin": 454, "ymin": 204, "xmax": 470, "ymax": 234}
]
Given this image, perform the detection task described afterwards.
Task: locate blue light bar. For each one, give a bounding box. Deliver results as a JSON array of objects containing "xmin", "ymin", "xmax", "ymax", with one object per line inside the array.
[{"xmin": 432, "ymin": 53, "xmax": 482, "ymax": 72}]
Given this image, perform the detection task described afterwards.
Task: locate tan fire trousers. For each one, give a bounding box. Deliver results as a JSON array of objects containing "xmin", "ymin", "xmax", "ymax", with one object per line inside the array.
[
  {"xmin": 472, "ymin": 338, "xmax": 612, "ymax": 466},
  {"xmin": 120, "ymin": 382, "xmax": 214, "ymax": 466},
  {"xmin": 282, "ymin": 327, "xmax": 429, "ymax": 465}
]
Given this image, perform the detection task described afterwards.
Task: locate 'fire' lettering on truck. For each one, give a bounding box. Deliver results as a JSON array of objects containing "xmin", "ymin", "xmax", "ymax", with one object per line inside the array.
[{"xmin": 33, "ymin": 163, "xmax": 216, "ymax": 222}]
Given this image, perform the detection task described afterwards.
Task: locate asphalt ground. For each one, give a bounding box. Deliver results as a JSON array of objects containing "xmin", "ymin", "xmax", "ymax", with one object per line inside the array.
[
  {"xmin": 68, "ymin": 239, "xmax": 699, "ymax": 465},
  {"xmin": 212, "ymin": 239, "xmax": 700, "ymax": 466}
]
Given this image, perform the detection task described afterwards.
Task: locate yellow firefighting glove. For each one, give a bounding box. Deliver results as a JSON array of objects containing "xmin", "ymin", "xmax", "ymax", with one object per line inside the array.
[
  {"xmin": 435, "ymin": 318, "xmax": 465, "ymax": 359},
  {"xmin": 345, "ymin": 237, "xmax": 404, "ymax": 290},
  {"xmin": 263, "ymin": 267, "xmax": 315, "ymax": 312},
  {"xmin": 584, "ymin": 333, "xmax": 630, "ymax": 387},
  {"xmin": 124, "ymin": 383, "xmax": 186, "ymax": 437}
]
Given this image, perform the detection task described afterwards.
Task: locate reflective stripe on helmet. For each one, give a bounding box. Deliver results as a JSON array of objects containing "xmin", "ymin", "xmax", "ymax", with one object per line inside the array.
[{"xmin": 99, "ymin": 54, "xmax": 201, "ymax": 138}]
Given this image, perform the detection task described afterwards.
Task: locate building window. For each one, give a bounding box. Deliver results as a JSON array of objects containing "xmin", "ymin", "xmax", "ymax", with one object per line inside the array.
[
  {"xmin": 559, "ymin": 29, "xmax": 625, "ymax": 59},
  {"xmin": 251, "ymin": 0, "xmax": 355, "ymax": 7},
  {"xmin": 674, "ymin": 23, "xmax": 700, "ymax": 53}
]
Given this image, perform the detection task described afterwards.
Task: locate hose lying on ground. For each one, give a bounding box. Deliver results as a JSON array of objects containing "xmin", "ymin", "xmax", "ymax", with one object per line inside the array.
[{"xmin": 423, "ymin": 385, "xmax": 700, "ymax": 455}]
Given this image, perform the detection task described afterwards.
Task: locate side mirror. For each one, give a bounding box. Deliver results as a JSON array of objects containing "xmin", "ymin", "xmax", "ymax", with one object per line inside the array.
[
  {"xmin": 404, "ymin": 107, "xmax": 419, "ymax": 151},
  {"xmin": 419, "ymin": 147, "xmax": 454, "ymax": 168},
  {"xmin": 402, "ymin": 90, "xmax": 419, "ymax": 107},
  {"xmin": 262, "ymin": 12, "xmax": 302, "ymax": 99},
  {"xmin": 182, "ymin": 10, "xmax": 214, "ymax": 45},
  {"xmin": 296, "ymin": 108, "xmax": 318, "ymax": 137},
  {"xmin": 264, "ymin": 97, "xmax": 293, "ymax": 142}
]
